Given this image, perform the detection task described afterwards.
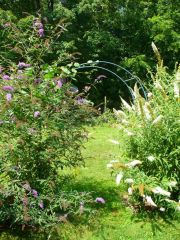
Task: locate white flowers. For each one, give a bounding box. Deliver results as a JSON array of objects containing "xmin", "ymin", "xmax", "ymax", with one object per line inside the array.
[
  {"xmin": 106, "ymin": 160, "xmax": 119, "ymax": 169},
  {"xmin": 152, "ymin": 115, "xmax": 163, "ymax": 125},
  {"xmin": 147, "ymin": 156, "xmax": 155, "ymax": 162},
  {"xmin": 147, "ymin": 92, "xmax": 153, "ymax": 100},
  {"xmin": 106, "ymin": 163, "xmax": 113, "ymax": 169},
  {"xmin": 159, "ymin": 207, "xmax": 165, "ymax": 212},
  {"xmin": 144, "ymin": 195, "xmax": 157, "ymax": 207},
  {"xmin": 152, "ymin": 186, "xmax": 171, "ymax": 197},
  {"xmin": 113, "ymin": 109, "xmax": 127, "ymax": 118},
  {"xmin": 116, "ymin": 172, "xmax": 123, "ymax": 185},
  {"xmin": 124, "ymin": 178, "xmax": 134, "ymax": 184},
  {"xmin": 126, "ymin": 160, "xmax": 142, "ymax": 168},
  {"xmin": 128, "ymin": 187, "xmax": 133, "ymax": 195},
  {"xmin": 110, "ymin": 160, "xmax": 119, "ymax": 163},
  {"xmin": 120, "ymin": 97, "xmax": 132, "ymax": 112}
]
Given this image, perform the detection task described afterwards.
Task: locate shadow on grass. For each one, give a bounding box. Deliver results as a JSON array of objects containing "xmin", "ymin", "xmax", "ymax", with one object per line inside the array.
[
  {"xmin": 0, "ymin": 177, "xmax": 179, "ymax": 240},
  {"xmin": 130, "ymin": 205, "xmax": 179, "ymax": 236},
  {"xmin": 65, "ymin": 176, "xmax": 180, "ymax": 237}
]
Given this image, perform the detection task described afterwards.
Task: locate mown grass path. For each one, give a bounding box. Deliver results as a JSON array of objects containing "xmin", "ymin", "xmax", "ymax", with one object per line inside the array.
[{"xmin": 59, "ymin": 125, "xmax": 180, "ymax": 240}]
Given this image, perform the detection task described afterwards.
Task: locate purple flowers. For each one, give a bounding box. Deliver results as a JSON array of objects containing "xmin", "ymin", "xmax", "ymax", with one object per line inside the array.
[
  {"xmin": 39, "ymin": 201, "xmax": 44, "ymax": 209},
  {"xmin": 34, "ymin": 22, "xmax": 43, "ymax": 29},
  {"xmin": 2, "ymin": 85, "xmax": 14, "ymax": 91},
  {"xmin": 95, "ymin": 197, "xmax": 105, "ymax": 204},
  {"xmin": 76, "ymin": 97, "xmax": 86, "ymax": 105},
  {"xmin": 6, "ymin": 93, "xmax": 12, "ymax": 102},
  {"xmin": 18, "ymin": 62, "xmax": 31, "ymax": 69},
  {"xmin": 32, "ymin": 189, "xmax": 38, "ymax": 198},
  {"xmin": 34, "ymin": 19, "xmax": 44, "ymax": 37},
  {"xmin": 34, "ymin": 111, "xmax": 40, "ymax": 118},
  {"xmin": 2, "ymin": 74, "xmax": 11, "ymax": 80},
  {"xmin": 38, "ymin": 28, "xmax": 44, "ymax": 37},
  {"xmin": 57, "ymin": 80, "xmax": 63, "ymax": 88}
]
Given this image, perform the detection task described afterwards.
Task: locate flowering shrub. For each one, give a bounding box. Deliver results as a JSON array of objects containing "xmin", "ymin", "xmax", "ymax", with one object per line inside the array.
[
  {"xmin": 0, "ymin": 62, "xmax": 94, "ymax": 228},
  {"xmin": 108, "ymin": 58, "xmax": 180, "ymax": 216},
  {"xmin": 0, "ymin": 8, "xmax": 73, "ymax": 66}
]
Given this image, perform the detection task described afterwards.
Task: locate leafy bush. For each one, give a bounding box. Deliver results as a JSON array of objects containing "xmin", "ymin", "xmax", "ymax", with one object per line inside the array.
[
  {"xmin": 0, "ymin": 62, "xmax": 94, "ymax": 228},
  {"xmin": 108, "ymin": 56, "xmax": 180, "ymax": 216},
  {"xmin": 0, "ymin": 9, "xmax": 74, "ymax": 66}
]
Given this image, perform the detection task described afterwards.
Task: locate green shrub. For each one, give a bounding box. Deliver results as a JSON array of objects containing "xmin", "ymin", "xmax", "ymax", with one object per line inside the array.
[
  {"xmin": 108, "ymin": 60, "xmax": 180, "ymax": 216},
  {"xmin": 0, "ymin": 62, "xmax": 94, "ymax": 228}
]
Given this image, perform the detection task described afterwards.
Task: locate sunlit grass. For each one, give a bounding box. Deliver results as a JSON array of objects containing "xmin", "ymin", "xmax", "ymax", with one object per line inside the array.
[
  {"xmin": 58, "ymin": 125, "xmax": 180, "ymax": 240},
  {"xmin": 0, "ymin": 125, "xmax": 179, "ymax": 240}
]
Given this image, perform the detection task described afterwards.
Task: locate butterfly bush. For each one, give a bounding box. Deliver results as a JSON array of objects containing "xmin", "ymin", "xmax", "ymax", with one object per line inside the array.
[
  {"xmin": 109, "ymin": 62, "xmax": 180, "ymax": 217},
  {"xmin": 0, "ymin": 63, "xmax": 94, "ymax": 228}
]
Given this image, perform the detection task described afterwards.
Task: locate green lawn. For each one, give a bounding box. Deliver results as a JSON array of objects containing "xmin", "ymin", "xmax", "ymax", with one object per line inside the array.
[
  {"xmin": 0, "ymin": 125, "xmax": 179, "ymax": 240},
  {"xmin": 58, "ymin": 125, "xmax": 180, "ymax": 240}
]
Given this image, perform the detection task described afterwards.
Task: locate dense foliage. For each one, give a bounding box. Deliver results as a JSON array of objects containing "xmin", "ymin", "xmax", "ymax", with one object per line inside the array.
[
  {"xmin": 0, "ymin": 61, "xmax": 94, "ymax": 227},
  {"xmin": 109, "ymin": 51, "xmax": 180, "ymax": 215},
  {"xmin": 0, "ymin": 0, "xmax": 179, "ymax": 107}
]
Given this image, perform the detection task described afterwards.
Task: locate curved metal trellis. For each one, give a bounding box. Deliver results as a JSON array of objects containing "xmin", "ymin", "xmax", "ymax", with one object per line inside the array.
[{"xmin": 75, "ymin": 60, "xmax": 148, "ymax": 101}]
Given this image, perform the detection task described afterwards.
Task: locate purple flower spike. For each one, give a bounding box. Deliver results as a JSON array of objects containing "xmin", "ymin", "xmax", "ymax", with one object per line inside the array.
[
  {"xmin": 39, "ymin": 201, "xmax": 44, "ymax": 209},
  {"xmin": 3, "ymin": 75, "xmax": 11, "ymax": 80},
  {"xmin": 57, "ymin": 80, "xmax": 63, "ymax": 88},
  {"xmin": 38, "ymin": 28, "xmax": 44, "ymax": 37},
  {"xmin": 95, "ymin": 197, "xmax": 105, "ymax": 204},
  {"xmin": 6, "ymin": 93, "xmax": 12, "ymax": 102},
  {"xmin": 2, "ymin": 86, "xmax": 14, "ymax": 91},
  {"xmin": 76, "ymin": 97, "xmax": 88, "ymax": 105},
  {"xmin": 34, "ymin": 111, "xmax": 40, "ymax": 118},
  {"xmin": 34, "ymin": 22, "xmax": 43, "ymax": 29},
  {"xmin": 18, "ymin": 62, "xmax": 31, "ymax": 69},
  {"xmin": 18, "ymin": 62, "xmax": 26, "ymax": 68},
  {"xmin": 32, "ymin": 189, "xmax": 38, "ymax": 198}
]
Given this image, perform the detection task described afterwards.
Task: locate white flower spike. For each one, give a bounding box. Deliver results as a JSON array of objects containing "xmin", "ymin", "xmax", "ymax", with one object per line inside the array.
[
  {"xmin": 152, "ymin": 115, "xmax": 163, "ymax": 125},
  {"xmin": 116, "ymin": 172, "xmax": 123, "ymax": 185},
  {"xmin": 107, "ymin": 163, "xmax": 113, "ymax": 169},
  {"xmin": 128, "ymin": 187, "xmax": 133, "ymax": 195},
  {"xmin": 126, "ymin": 160, "xmax": 142, "ymax": 168},
  {"xmin": 152, "ymin": 186, "xmax": 171, "ymax": 197},
  {"xmin": 144, "ymin": 195, "xmax": 157, "ymax": 207},
  {"xmin": 159, "ymin": 207, "xmax": 165, "ymax": 212},
  {"xmin": 147, "ymin": 156, "xmax": 155, "ymax": 162},
  {"xmin": 125, "ymin": 178, "xmax": 134, "ymax": 184}
]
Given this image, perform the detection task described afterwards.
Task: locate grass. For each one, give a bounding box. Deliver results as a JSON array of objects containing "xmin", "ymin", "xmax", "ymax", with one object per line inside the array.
[
  {"xmin": 57, "ymin": 125, "xmax": 180, "ymax": 240},
  {"xmin": 0, "ymin": 124, "xmax": 179, "ymax": 240}
]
